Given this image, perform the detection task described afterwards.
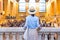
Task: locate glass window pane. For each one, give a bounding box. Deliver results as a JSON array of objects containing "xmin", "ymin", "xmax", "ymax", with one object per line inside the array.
[
  {"xmin": 39, "ymin": 0, "xmax": 45, "ymax": 2},
  {"xmin": 19, "ymin": 0, "xmax": 25, "ymax": 2},
  {"xmin": 39, "ymin": 0, "xmax": 46, "ymax": 12},
  {"xmin": 29, "ymin": 0, "xmax": 35, "ymax": 2},
  {"xmin": 29, "ymin": 0, "xmax": 36, "ymax": 9},
  {"xmin": 18, "ymin": 0, "xmax": 26, "ymax": 12},
  {"xmin": 29, "ymin": 3, "xmax": 36, "ymax": 8}
]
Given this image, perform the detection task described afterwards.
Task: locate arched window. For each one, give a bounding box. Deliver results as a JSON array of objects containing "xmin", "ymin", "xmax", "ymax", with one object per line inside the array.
[
  {"xmin": 39, "ymin": 0, "xmax": 46, "ymax": 12},
  {"xmin": 18, "ymin": 0, "xmax": 26, "ymax": 12},
  {"xmin": 29, "ymin": 0, "xmax": 36, "ymax": 9}
]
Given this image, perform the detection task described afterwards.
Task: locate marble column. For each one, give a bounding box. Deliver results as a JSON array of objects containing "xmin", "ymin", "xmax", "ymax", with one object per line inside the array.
[
  {"xmin": 12, "ymin": 32, "xmax": 16, "ymax": 40},
  {"xmin": 0, "ymin": 33, "xmax": 3, "ymax": 40},
  {"xmin": 45, "ymin": 33, "xmax": 48, "ymax": 40},
  {"xmin": 19, "ymin": 32, "xmax": 24, "ymax": 40},
  {"xmin": 38, "ymin": 33, "xmax": 42, "ymax": 40},
  {"xmin": 51, "ymin": 33, "xmax": 54, "ymax": 40},
  {"xmin": 58, "ymin": 33, "xmax": 60, "ymax": 40},
  {"xmin": 5, "ymin": 33, "xmax": 9, "ymax": 40}
]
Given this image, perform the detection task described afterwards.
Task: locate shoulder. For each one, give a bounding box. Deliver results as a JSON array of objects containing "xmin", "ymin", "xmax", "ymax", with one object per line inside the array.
[
  {"xmin": 26, "ymin": 15, "xmax": 31, "ymax": 19},
  {"xmin": 35, "ymin": 16, "xmax": 39, "ymax": 19}
]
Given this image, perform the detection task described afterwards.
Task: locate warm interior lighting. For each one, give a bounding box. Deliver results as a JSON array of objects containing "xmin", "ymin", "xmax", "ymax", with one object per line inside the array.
[
  {"xmin": 18, "ymin": 0, "xmax": 26, "ymax": 12},
  {"xmin": 2, "ymin": 11, "xmax": 5, "ymax": 14},
  {"xmin": 0, "ymin": 0, "xmax": 60, "ymax": 25},
  {"xmin": 10, "ymin": 0, "xmax": 17, "ymax": 3}
]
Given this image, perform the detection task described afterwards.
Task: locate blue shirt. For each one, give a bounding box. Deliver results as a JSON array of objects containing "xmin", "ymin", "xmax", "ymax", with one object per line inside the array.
[{"xmin": 24, "ymin": 15, "xmax": 40, "ymax": 29}]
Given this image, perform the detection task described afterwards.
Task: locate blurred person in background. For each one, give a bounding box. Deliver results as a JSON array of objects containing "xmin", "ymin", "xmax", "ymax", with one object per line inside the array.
[
  {"xmin": 41, "ymin": 20, "xmax": 47, "ymax": 27},
  {"xmin": 46, "ymin": 22, "xmax": 51, "ymax": 27}
]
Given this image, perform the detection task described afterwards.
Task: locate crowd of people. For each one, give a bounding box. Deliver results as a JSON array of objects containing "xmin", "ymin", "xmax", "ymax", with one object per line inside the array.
[
  {"xmin": 40, "ymin": 20, "xmax": 60, "ymax": 27},
  {"xmin": 0, "ymin": 20, "xmax": 25, "ymax": 27},
  {"xmin": 0, "ymin": 19, "xmax": 59, "ymax": 27}
]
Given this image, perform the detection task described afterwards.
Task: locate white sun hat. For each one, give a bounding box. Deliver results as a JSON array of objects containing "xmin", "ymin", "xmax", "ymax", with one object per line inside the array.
[{"xmin": 28, "ymin": 6, "xmax": 36, "ymax": 14}]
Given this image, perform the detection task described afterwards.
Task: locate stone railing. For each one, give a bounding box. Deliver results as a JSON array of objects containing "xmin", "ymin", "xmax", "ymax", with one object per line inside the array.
[{"xmin": 0, "ymin": 27, "xmax": 60, "ymax": 40}]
